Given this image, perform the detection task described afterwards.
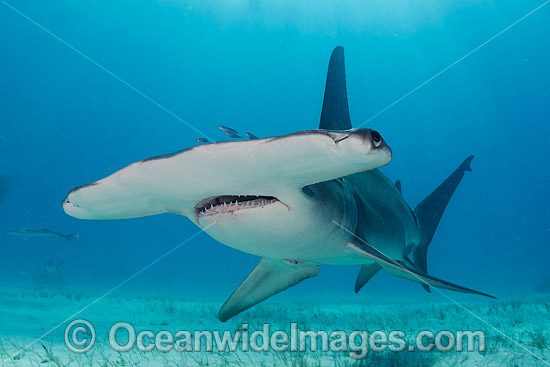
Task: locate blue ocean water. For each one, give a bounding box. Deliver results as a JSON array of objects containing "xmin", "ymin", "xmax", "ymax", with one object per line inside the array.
[{"xmin": 0, "ymin": 0, "xmax": 549, "ymax": 341}]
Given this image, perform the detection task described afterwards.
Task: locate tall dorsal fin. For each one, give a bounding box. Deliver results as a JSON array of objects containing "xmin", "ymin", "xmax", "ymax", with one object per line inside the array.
[{"xmin": 319, "ymin": 46, "xmax": 352, "ymax": 131}]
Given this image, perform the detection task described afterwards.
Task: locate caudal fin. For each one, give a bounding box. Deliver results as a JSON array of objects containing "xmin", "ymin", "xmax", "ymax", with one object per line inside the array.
[
  {"xmin": 56, "ymin": 261, "xmax": 64, "ymax": 276},
  {"xmin": 413, "ymin": 155, "xmax": 474, "ymax": 292},
  {"xmin": 64, "ymin": 233, "xmax": 78, "ymax": 242}
]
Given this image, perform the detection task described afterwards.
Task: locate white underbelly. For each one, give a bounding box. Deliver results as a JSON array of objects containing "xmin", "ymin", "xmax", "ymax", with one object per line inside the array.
[{"xmin": 198, "ymin": 203, "xmax": 350, "ymax": 261}]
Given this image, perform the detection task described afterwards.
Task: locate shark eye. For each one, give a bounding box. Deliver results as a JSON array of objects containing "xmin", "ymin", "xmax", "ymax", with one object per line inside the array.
[{"xmin": 370, "ymin": 130, "xmax": 382, "ymax": 147}]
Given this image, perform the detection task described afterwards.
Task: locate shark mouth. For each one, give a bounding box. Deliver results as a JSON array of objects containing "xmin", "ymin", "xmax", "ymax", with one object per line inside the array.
[{"xmin": 196, "ymin": 195, "xmax": 279, "ymax": 217}]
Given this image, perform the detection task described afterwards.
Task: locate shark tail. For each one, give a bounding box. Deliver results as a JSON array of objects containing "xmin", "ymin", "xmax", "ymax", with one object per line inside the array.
[
  {"xmin": 64, "ymin": 233, "xmax": 78, "ymax": 242},
  {"xmin": 412, "ymin": 155, "xmax": 475, "ymax": 292},
  {"xmin": 56, "ymin": 261, "xmax": 64, "ymax": 276}
]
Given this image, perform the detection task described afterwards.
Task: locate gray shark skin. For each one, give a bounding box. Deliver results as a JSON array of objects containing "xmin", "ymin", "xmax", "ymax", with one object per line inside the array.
[
  {"xmin": 62, "ymin": 46, "xmax": 493, "ymax": 322},
  {"xmin": 7, "ymin": 228, "xmax": 76, "ymax": 242}
]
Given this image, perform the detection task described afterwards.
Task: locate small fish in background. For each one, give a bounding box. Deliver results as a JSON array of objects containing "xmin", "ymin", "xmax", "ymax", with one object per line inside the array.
[
  {"xmin": 7, "ymin": 228, "xmax": 77, "ymax": 242},
  {"xmin": 196, "ymin": 137, "xmax": 209, "ymax": 143},
  {"xmin": 16, "ymin": 269, "xmax": 31, "ymax": 276},
  {"xmin": 521, "ymin": 58, "xmax": 529, "ymax": 66},
  {"xmin": 245, "ymin": 132, "xmax": 258, "ymax": 139},
  {"xmin": 0, "ymin": 135, "xmax": 7, "ymax": 142},
  {"xmin": 219, "ymin": 126, "xmax": 243, "ymax": 139},
  {"xmin": 44, "ymin": 260, "xmax": 64, "ymax": 275},
  {"xmin": 541, "ymin": 85, "xmax": 548, "ymax": 96}
]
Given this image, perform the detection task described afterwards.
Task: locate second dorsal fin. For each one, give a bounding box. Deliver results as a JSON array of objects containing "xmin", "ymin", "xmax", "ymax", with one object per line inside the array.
[{"xmin": 319, "ymin": 46, "xmax": 352, "ymax": 131}]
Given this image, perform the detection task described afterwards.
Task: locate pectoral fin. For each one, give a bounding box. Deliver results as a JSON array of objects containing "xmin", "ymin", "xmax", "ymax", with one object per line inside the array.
[
  {"xmin": 218, "ymin": 258, "xmax": 319, "ymax": 322},
  {"xmin": 348, "ymin": 239, "xmax": 494, "ymax": 299},
  {"xmin": 354, "ymin": 262, "xmax": 382, "ymax": 293}
]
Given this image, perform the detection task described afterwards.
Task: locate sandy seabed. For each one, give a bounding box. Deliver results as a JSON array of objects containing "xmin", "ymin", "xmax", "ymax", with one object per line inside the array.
[{"xmin": 0, "ymin": 285, "xmax": 548, "ymax": 367}]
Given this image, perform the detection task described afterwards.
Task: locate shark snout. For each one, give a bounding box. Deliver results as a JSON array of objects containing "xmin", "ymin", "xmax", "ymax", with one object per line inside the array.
[
  {"xmin": 62, "ymin": 184, "xmax": 109, "ymax": 220},
  {"xmin": 62, "ymin": 195, "xmax": 86, "ymax": 218}
]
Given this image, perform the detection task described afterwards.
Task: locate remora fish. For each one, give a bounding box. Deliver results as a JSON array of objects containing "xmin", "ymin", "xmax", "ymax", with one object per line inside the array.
[
  {"xmin": 219, "ymin": 126, "xmax": 243, "ymax": 138},
  {"xmin": 62, "ymin": 46, "xmax": 493, "ymax": 321}
]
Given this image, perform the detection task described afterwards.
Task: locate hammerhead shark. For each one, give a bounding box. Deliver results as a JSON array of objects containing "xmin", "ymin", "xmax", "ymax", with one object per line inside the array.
[{"xmin": 62, "ymin": 46, "xmax": 493, "ymax": 321}]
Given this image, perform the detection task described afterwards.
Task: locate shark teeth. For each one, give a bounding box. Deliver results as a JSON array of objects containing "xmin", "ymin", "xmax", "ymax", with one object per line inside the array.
[{"xmin": 198, "ymin": 196, "xmax": 278, "ymax": 217}]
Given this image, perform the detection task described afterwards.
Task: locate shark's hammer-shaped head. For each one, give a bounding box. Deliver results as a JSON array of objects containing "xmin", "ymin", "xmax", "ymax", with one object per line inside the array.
[
  {"xmin": 189, "ymin": 128, "xmax": 391, "ymax": 258},
  {"xmin": 61, "ymin": 129, "xmax": 391, "ymax": 230},
  {"xmin": 193, "ymin": 128, "xmax": 390, "ymax": 216}
]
